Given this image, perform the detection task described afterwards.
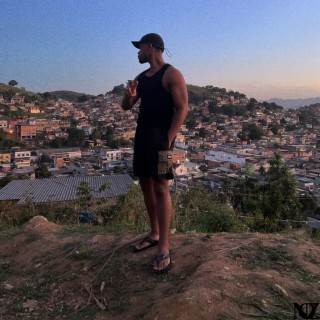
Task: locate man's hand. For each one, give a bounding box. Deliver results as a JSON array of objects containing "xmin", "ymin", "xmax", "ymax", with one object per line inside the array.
[
  {"xmin": 122, "ymin": 79, "xmax": 139, "ymax": 110},
  {"xmin": 127, "ymin": 80, "xmax": 138, "ymax": 97}
]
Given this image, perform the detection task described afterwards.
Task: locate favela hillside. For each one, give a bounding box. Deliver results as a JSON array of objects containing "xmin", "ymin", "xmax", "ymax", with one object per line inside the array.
[{"xmin": 0, "ymin": 81, "xmax": 320, "ymax": 319}]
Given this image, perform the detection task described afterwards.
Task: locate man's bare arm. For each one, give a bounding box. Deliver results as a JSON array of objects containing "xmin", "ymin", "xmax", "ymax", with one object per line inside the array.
[
  {"xmin": 121, "ymin": 80, "xmax": 139, "ymax": 110},
  {"xmin": 165, "ymin": 68, "xmax": 188, "ymax": 147}
]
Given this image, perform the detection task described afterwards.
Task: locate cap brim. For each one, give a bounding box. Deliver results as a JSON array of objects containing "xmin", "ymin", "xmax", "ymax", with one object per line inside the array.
[{"xmin": 131, "ymin": 41, "xmax": 141, "ymax": 49}]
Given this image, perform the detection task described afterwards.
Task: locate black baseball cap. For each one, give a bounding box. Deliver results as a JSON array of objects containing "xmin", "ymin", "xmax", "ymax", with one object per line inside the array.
[{"xmin": 131, "ymin": 33, "xmax": 165, "ymax": 51}]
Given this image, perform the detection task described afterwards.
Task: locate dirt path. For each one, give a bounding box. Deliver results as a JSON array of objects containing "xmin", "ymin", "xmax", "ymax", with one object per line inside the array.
[{"xmin": 1, "ymin": 216, "xmax": 320, "ymax": 319}]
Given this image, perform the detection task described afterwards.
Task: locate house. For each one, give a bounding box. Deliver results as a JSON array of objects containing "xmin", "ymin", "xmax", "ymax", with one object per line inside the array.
[
  {"xmin": 174, "ymin": 163, "xmax": 189, "ymax": 176},
  {"xmin": 205, "ymin": 150, "xmax": 247, "ymax": 167},
  {"xmin": 99, "ymin": 149, "xmax": 123, "ymax": 169},
  {"xmin": 10, "ymin": 93, "xmax": 25, "ymax": 105},
  {"xmin": 172, "ymin": 149, "xmax": 187, "ymax": 164},
  {"xmin": 0, "ymin": 120, "xmax": 8, "ymax": 131},
  {"xmin": 0, "ymin": 175, "xmax": 134, "ymax": 205},
  {"xmin": 12, "ymin": 166, "xmax": 35, "ymax": 179},
  {"xmin": 36, "ymin": 148, "xmax": 82, "ymax": 160},
  {"xmin": 295, "ymin": 176, "xmax": 314, "ymax": 192},
  {"xmin": 77, "ymin": 123, "xmax": 93, "ymax": 136},
  {"xmin": 54, "ymin": 157, "xmax": 71, "ymax": 168},
  {"xmin": 16, "ymin": 124, "xmax": 36, "ymax": 140},
  {"xmin": 0, "ymin": 164, "xmax": 12, "ymax": 172},
  {"xmin": 0, "ymin": 151, "xmax": 11, "ymax": 163},
  {"xmin": 14, "ymin": 150, "xmax": 31, "ymax": 168}
]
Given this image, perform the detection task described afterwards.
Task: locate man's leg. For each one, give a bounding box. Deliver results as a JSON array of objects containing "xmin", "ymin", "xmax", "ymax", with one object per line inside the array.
[
  {"xmin": 134, "ymin": 177, "xmax": 160, "ymax": 250},
  {"xmin": 152, "ymin": 178, "xmax": 172, "ymax": 271}
]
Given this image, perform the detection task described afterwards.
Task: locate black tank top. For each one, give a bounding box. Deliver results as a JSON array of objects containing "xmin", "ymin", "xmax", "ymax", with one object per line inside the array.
[{"xmin": 136, "ymin": 63, "xmax": 175, "ymax": 129}]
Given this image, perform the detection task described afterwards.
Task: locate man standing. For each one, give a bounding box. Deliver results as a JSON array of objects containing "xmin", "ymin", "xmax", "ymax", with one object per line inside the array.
[{"xmin": 121, "ymin": 33, "xmax": 188, "ymax": 273}]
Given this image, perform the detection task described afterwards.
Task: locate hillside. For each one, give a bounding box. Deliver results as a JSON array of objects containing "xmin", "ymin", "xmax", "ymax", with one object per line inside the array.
[
  {"xmin": 1, "ymin": 216, "xmax": 319, "ymax": 320},
  {"xmin": 0, "ymin": 83, "xmax": 40, "ymax": 101},
  {"xmin": 47, "ymin": 90, "xmax": 95, "ymax": 102},
  {"xmin": 0, "ymin": 84, "xmax": 94, "ymax": 103}
]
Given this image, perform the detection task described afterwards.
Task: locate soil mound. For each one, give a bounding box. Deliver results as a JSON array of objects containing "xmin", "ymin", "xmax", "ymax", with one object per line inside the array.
[
  {"xmin": 0, "ymin": 220, "xmax": 319, "ymax": 320},
  {"xmin": 21, "ymin": 215, "xmax": 63, "ymax": 233}
]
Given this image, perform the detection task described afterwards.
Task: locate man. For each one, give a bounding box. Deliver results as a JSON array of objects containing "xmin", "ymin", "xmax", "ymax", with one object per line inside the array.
[{"xmin": 121, "ymin": 33, "xmax": 188, "ymax": 273}]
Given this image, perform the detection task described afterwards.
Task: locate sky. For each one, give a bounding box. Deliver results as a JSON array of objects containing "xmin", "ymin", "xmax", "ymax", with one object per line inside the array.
[{"xmin": 1, "ymin": 0, "xmax": 320, "ymax": 100}]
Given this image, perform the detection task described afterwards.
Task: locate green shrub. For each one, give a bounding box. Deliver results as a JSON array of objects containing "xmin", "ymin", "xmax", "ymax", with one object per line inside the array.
[
  {"xmin": 173, "ymin": 187, "xmax": 245, "ymax": 233},
  {"xmin": 101, "ymin": 184, "xmax": 149, "ymax": 233}
]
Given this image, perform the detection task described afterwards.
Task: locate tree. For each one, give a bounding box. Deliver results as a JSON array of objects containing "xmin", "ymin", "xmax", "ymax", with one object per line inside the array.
[
  {"xmin": 208, "ymin": 101, "xmax": 220, "ymax": 114},
  {"xmin": 0, "ymin": 176, "xmax": 15, "ymax": 188},
  {"xmin": 77, "ymin": 181, "xmax": 92, "ymax": 211},
  {"xmin": 248, "ymin": 124, "xmax": 264, "ymax": 140},
  {"xmin": 110, "ymin": 84, "xmax": 126, "ymax": 95},
  {"xmin": 8, "ymin": 80, "xmax": 18, "ymax": 87},
  {"xmin": 78, "ymin": 95, "xmax": 89, "ymax": 103},
  {"xmin": 188, "ymin": 91, "xmax": 202, "ymax": 105},
  {"xmin": 258, "ymin": 119, "xmax": 267, "ymax": 126},
  {"xmin": 270, "ymin": 125, "xmax": 279, "ymax": 135},
  {"xmin": 286, "ymin": 124, "xmax": 296, "ymax": 132},
  {"xmin": 35, "ymin": 164, "xmax": 51, "ymax": 178},
  {"xmin": 247, "ymin": 98, "xmax": 258, "ymax": 112},
  {"xmin": 66, "ymin": 128, "xmax": 86, "ymax": 147},
  {"xmin": 198, "ymin": 127, "xmax": 206, "ymax": 138},
  {"xmin": 239, "ymin": 124, "xmax": 264, "ymax": 141},
  {"xmin": 259, "ymin": 166, "xmax": 266, "ymax": 175},
  {"xmin": 186, "ymin": 118, "xmax": 197, "ymax": 129},
  {"xmin": 223, "ymin": 154, "xmax": 302, "ymax": 231},
  {"xmin": 222, "ymin": 104, "xmax": 236, "ymax": 117},
  {"xmin": 261, "ymin": 154, "xmax": 301, "ymax": 225},
  {"xmin": 280, "ymin": 117, "xmax": 287, "ymax": 125}
]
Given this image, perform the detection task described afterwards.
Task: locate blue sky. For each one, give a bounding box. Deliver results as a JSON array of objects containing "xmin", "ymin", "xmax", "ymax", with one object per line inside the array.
[{"xmin": 1, "ymin": 0, "xmax": 319, "ymax": 100}]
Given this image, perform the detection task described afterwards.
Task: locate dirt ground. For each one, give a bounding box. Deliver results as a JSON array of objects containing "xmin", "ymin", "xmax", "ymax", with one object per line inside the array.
[{"xmin": 0, "ymin": 215, "xmax": 320, "ymax": 320}]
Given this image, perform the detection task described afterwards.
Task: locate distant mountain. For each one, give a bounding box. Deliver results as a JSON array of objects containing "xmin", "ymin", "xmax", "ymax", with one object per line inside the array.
[{"xmin": 264, "ymin": 97, "xmax": 320, "ymax": 109}]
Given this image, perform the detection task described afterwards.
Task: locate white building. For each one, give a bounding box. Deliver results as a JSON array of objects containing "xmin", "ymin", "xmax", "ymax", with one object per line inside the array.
[
  {"xmin": 205, "ymin": 150, "xmax": 247, "ymax": 167},
  {"xmin": 14, "ymin": 150, "xmax": 31, "ymax": 168},
  {"xmin": 99, "ymin": 149, "xmax": 123, "ymax": 169}
]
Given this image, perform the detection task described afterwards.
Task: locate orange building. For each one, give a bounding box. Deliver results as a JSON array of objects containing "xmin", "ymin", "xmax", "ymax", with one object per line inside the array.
[
  {"xmin": 172, "ymin": 150, "xmax": 186, "ymax": 164},
  {"xmin": 16, "ymin": 124, "xmax": 36, "ymax": 140}
]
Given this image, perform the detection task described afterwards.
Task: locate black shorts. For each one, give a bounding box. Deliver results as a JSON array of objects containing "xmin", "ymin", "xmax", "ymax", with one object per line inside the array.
[{"xmin": 133, "ymin": 126, "xmax": 174, "ymax": 180}]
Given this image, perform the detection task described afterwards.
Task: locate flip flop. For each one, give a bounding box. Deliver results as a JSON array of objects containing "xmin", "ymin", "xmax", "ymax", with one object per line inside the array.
[
  {"xmin": 133, "ymin": 237, "xmax": 159, "ymax": 253},
  {"xmin": 154, "ymin": 252, "xmax": 173, "ymax": 274}
]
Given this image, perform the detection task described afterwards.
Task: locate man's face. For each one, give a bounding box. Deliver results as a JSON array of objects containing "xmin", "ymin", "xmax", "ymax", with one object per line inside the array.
[{"xmin": 138, "ymin": 43, "xmax": 150, "ymax": 64}]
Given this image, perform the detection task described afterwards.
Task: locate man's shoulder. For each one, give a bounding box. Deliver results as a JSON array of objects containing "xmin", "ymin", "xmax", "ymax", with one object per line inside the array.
[{"xmin": 164, "ymin": 65, "xmax": 184, "ymax": 81}]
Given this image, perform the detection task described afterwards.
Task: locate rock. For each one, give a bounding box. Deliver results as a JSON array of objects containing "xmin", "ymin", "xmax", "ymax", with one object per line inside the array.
[
  {"xmin": 272, "ymin": 284, "xmax": 288, "ymax": 297},
  {"xmin": 87, "ymin": 235, "xmax": 100, "ymax": 245},
  {"xmin": 22, "ymin": 299, "xmax": 39, "ymax": 310},
  {"xmin": 4, "ymin": 283, "xmax": 14, "ymax": 290},
  {"xmin": 261, "ymin": 299, "xmax": 268, "ymax": 308}
]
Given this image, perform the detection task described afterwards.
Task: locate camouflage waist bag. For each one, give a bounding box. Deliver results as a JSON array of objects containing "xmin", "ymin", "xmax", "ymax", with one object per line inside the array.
[{"xmin": 158, "ymin": 150, "xmax": 173, "ymax": 175}]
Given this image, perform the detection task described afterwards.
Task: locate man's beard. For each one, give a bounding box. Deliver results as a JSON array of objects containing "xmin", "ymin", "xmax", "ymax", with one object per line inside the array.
[{"xmin": 138, "ymin": 56, "xmax": 147, "ymax": 64}]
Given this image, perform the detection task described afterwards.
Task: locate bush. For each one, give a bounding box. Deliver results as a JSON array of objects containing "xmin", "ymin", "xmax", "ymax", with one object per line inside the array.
[
  {"xmin": 173, "ymin": 187, "xmax": 245, "ymax": 233},
  {"xmin": 101, "ymin": 184, "xmax": 149, "ymax": 233}
]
